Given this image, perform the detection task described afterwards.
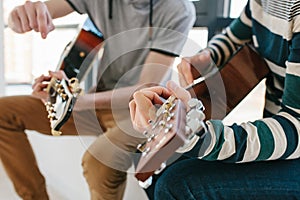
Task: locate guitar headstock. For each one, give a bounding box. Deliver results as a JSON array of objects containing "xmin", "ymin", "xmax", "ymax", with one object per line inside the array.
[
  {"xmin": 135, "ymin": 96, "xmax": 188, "ymax": 183},
  {"xmin": 41, "ymin": 19, "xmax": 103, "ymax": 136},
  {"xmin": 45, "ymin": 77, "xmax": 82, "ymax": 136}
]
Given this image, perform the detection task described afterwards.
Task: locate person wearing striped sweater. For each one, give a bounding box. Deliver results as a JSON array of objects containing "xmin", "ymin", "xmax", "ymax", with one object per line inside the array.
[{"xmin": 129, "ymin": 0, "xmax": 300, "ymax": 199}]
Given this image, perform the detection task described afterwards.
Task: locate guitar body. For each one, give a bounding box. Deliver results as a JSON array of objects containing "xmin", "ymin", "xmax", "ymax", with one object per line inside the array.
[
  {"xmin": 135, "ymin": 44, "xmax": 270, "ymax": 185},
  {"xmin": 45, "ymin": 18, "xmax": 104, "ymax": 135},
  {"xmin": 60, "ymin": 20, "xmax": 104, "ymax": 81}
]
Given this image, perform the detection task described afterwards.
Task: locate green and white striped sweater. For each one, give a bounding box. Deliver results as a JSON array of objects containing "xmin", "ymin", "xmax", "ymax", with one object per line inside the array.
[{"xmin": 186, "ymin": 0, "xmax": 300, "ymax": 162}]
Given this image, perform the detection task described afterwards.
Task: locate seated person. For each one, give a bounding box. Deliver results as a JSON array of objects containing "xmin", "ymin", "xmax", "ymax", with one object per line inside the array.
[
  {"xmin": 130, "ymin": 79, "xmax": 300, "ymax": 199},
  {"xmin": 129, "ymin": 0, "xmax": 300, "ymax": 198},
  {"xmin": 2, "ymin": 0, "xmax": 195, "ymax": 199}
]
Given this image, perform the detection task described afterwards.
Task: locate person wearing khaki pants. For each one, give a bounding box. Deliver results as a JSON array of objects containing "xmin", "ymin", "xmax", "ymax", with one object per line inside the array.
[
  {"xmin": 3, "ymin": 0, "xmax": 196, "ymax": 199},
  {"xmin": 0, "ymin": 95, "xmax": 142, "ymax": 199}
]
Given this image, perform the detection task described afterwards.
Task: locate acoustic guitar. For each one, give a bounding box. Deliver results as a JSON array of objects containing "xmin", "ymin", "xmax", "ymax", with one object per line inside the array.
[
  {"xmin": 135, "ymin": 44, "xmax": 270, "ymax": 186},
  {"xmin": 45, "ymin": 18, "xmax": 104, "ymax": 136}
]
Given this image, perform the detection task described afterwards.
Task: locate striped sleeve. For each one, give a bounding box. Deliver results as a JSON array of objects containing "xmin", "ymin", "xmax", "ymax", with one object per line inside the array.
[
  {"xmin": 184, "ymin": 38, "xmax": 300, "ymax": 164},
  {"xmin": 183, "ymin": 1, "xmax": 300, "ymax": 163},
  {"xmin": 206, "ymin": 1, "xmax": 253, "ymax": 67},
  {"xmin": 184, "ymin": 111, "xmax": 300, "ymax": 163}
]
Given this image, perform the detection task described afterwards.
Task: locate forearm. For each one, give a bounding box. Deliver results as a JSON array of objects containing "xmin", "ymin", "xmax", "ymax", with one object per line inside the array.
[
  {"xmin": 77, "ymin": 51, "xmax": 175, "ymax": 110},
  {"xmin": 45, "ymin": 0, "xmax": 74, "ymax": 19},
  {"xmin": 94, "ymin": 85, "xmax": 139, "ymax": 110},
  {"xmin": 79, "ymin": 83, "xmax": 159, "ymax": 110},
  {"xmin": 183, "ymin": 108, "xmax": 300, "ymax": 163}
]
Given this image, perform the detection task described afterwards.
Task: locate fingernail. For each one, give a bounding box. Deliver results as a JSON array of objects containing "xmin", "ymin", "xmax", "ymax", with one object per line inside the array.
[{"xmin": 41, "ymin": 32, "xmax": 46, "ymax": 39}]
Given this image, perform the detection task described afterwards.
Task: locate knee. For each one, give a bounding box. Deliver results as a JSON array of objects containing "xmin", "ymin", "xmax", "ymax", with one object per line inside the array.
[
  {"xmin": 0, "ymin": 96, "xmax": 20, "ymax": 112},
  {"xmin": 14, "ymin": 183, "xmax": 49, "ymax": 200},
  {"xmin": 154, "ymin": 160, "xmax": 197, "ymax": 199},
  {"xmin": 0, "ymin": 97, "xmax": 12, "ymax": 118},
  {"xmin": 154, "ymin": 169, "xmax": 178, "ymax": 199},
  {"xmin": 82, "ymin": 151, "xmax": 127, "ymax": 189},
  {"xmin": 0, "ymin": 97, "xmax": 20, "ymax": 129},
  {"xmin": 0, "ymin": 96, "xmax": 33, "ymax": 127}
]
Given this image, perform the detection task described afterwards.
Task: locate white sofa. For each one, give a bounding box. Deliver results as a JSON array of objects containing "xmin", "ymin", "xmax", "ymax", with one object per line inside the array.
[{"xmin": 0, "ymin": 131, "xmax": 148, "ymax": 200}]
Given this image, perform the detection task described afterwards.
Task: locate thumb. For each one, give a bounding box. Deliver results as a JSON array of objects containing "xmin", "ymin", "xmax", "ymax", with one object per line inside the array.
[{"xmin": 48, "ymin": 70, "xmax": 66, "ymax": 80}]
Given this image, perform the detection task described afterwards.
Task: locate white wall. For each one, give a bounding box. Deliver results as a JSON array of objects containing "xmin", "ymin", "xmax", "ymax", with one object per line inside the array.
[{"xmin": 0, "ymin": 0, "xmax": 5, "ymax": 96}]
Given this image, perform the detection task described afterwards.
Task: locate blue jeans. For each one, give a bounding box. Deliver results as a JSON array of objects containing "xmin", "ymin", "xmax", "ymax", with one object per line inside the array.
[{"xmin": 146, "ymin": 157, "xmax": 300, "ymax": 200}]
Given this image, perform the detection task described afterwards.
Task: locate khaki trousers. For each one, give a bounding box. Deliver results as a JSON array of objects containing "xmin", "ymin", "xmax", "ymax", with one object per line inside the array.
[{"xmin": 0, "ymin": 95, "xmax": 144, "ymax": 200}]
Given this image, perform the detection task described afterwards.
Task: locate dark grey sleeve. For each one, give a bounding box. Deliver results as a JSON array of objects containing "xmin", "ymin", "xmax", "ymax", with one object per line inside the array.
[
  {"xmin": 66, "ymin": 0, "xmax": 89, "ymax": 14},
  {"xmin": 151, "ymin": 1, "xmax": 196, "ymax": 56}
]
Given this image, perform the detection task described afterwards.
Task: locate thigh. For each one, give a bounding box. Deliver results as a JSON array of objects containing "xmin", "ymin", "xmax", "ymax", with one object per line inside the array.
[
  {"xmin": 0, "ymin": 95, "xmax": 53, "ymax": 134},
  {"xmin": 154, "ymin": 158, "xmax": 300, "ymax": 200},
  {"xmin": 0, "ymin": 95, "xmax": 96, "ymax": 136},
  {"xmin": 63, "ymin": 109, "xmax": 106, "ymax": 136},
  {"xmin": 86, "ymin": 111, "xmax": 145, "ymax": 172}
]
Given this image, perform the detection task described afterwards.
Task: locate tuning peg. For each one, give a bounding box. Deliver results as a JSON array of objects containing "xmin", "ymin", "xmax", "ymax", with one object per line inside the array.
[
  {"xmin": 46, "ymin": 106, "xmax": 54, "ymax": 112},
  {"xmin": 51, "ymin": 129, "xmax": 62, "ymax": 136},
  {"xmin": 45, "ymin": 105, "xmax": 53, "ymax": 111},
  {"xmin": 166, "ymin": 112, "xmax": 175, "ymax": 121},
  {"xmin": 168, "ymin": 103, "xmax": 176, "ymax": 112},
  {"xmin": 184, "ymin": 98, "xmax": 207, "ymax": 139},
  {"xmin": 55, "ymin": 83, "xmax": 63, "ymax": 89},
  {"xmin": 164, "ymin": 96, "xmax": 176, "ymax": 110},
  {"xmin": 154, "ymin": 162, "xmax": 166, "ymax": 175},
  {"xmin": 60, "ymin": 93, "xmax": 68, "ymax": 101},
  {"xmin": 159, "ymin": 120, "xmax": 166, "ymax": 127},
  {"xmin": 147, "ymin": 134, "xmax": 156, "ymax": 142},
  {"xmin": 187, "ymin": 109, "xmax": 205, "ymax": 121},
  {"xmin": 188, "ymin": 98, "xmax": 205, "ymax": 111},
  {"xmin": 57, "ymin": 88, "xmax": 64, "ymax": 94},
  {"xmin": 45, "ymin": 103, "xmax": 53, "ymax": 109},
  {"xmin": 142, "ymin": 147, "xmax": 151, "ymax": 156},
  {"xmin": 164, "ymin": 123, "xmax": 173, "ymax": 133},
  {"xmin": 186, "ymin": 119, "xmax": 206, "ymax": 138},
  {"xmin": 164, "ymin": 102, "xmax": 172, "ymax": 111},
  {"xmin": 143, "ymin": 130, "xmax": 148, "ymax": 136},
  {"xmin": 185, "ymin": 126, "xmax": 192, "ymax": 137},
  {"xmin": 156, "ymin": 96, "xmax": 176, "ymax": 117},
  {"xmin": 69, "ymin": 78, "xmax": 82, "ymax": 94},
  {"xmin": 44, "ymin": 102, "xmax": 52, "ymax": 107},
  {"xmin": 137, "ymin": 144, "xmax": 151, "ymax": 156},
  {"xmin": 137, "ymin": 138, "xmax": 153, "ymax": 155},
  {"xmin": 137, "ymin": 142, "xmax": 147, "ymax": 153},
  {"xmin": 47, "ymin": 113, "xmax": 56, "ymax": 120}
]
